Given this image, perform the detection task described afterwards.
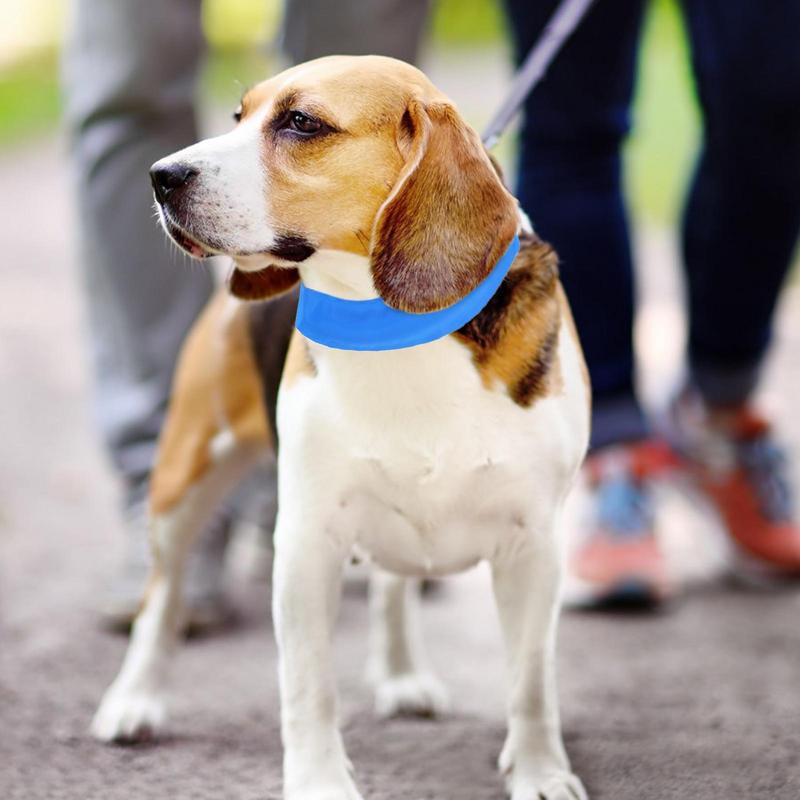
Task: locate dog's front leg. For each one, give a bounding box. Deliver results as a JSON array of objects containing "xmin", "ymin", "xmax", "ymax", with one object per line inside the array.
[
  {"xmin": 273, "ymin": 513, "xmax": 362, "ymax": 800},
  {"xmin": 491, "ymin": 521, "xmax": 587, "ymax": 800}
]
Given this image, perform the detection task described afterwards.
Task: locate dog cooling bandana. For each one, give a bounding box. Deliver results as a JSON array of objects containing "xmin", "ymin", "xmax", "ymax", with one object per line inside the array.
[{"xmin": 295, "ymin": 235, "xmax": 520, "ymax": 352}]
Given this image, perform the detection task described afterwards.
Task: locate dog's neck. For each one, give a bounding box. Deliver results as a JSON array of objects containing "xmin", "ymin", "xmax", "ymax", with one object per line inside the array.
[
  {"xmin": 296, "ymin": 210, "xmax": 532, "ymax": 303},
  {"xmin": 298, "ymin": 249, "xmax": 378, "ymax": 300},
  {"xmin": 294, "ymin": 237, "xmax": 521, "ymax": 354},
  {"xmin": 295, "ymin": 249, "xmax": 457, "ymax": 403}
]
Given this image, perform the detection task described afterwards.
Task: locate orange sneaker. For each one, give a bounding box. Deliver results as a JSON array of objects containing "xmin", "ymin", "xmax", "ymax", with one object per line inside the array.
[
  {"xmin": 668, "ymin": 390, "xmax": 800, "ymax": 579},
  {"xmin": 569, "ymin": 440, "xmax": 675, "ymax": 609}
]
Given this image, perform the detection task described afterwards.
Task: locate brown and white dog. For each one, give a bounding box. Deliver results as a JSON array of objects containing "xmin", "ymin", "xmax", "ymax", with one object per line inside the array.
[{"xmin": 91, "ymin": 56, "xmax": 591, "ymax": 800}]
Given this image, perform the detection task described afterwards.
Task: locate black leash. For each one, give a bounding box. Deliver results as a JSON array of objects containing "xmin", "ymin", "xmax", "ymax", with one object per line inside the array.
[{"xmin": 482, "ymin": 0, "xmax": 596, "ymax": 148}]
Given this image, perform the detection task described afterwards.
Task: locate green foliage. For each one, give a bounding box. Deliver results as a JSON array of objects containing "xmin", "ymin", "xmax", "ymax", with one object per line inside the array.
[
  {"xmin": 626, "ymin": 0, "xmax": 700, "ymax": 225},
  {"xmin": 202, "ymin": 0, "xmax": 281, "ymax": 49},
  {"xmin": 201, "ymin": 48, "xmax": 277, "ymax": 106},
  {"xmin": 430, "ymin": 0, "xmax": 506, "ymax": 45},
  {"xmin": 0, "ymin": 50, "xmax": 61, "ymax": 146}
]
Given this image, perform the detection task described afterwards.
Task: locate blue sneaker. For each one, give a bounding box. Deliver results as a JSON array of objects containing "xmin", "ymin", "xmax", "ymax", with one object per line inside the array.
[{"xmin": 569, "ymin": 440, "xmax": 674, "ymax": 608}]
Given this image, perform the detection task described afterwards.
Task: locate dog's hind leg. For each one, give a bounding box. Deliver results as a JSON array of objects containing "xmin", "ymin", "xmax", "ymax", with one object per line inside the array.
[
  {"xmin": 92, "ymin": 293, "xmax": 272, "ymax": 743},
  {"xmin": 491, "ymin": 513, "xmax": 587, "ymax": 800},
  {"xmin": 91, "ymin": 442, "xmax": 263, "ymax": 743},
  {"xmin": 367, "ymin": 570, "xmax": 449, "ymax": 718}
]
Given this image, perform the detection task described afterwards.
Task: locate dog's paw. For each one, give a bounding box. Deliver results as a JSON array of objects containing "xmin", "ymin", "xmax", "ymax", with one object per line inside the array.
[
  {"xmin": 90, "ymin": 688, "xmax": 166, "ymax": 743},
  {"xmin": 499, "ymin": 740, "xmax": 587, "ymax": 800},
  {"xmin": 285, "ymin": 772, "xmax": 364, "ymax": 800},
  {"xmin": 287, "ymin": 784, "xmax": 364, "ymax": 800},
  {"xmin": 373, "ymin": 672, "xmax": 450, "ymax": 718},
  {"xmin": 506, "ymin": 770, "xmax": 587, "ymax": 800}
]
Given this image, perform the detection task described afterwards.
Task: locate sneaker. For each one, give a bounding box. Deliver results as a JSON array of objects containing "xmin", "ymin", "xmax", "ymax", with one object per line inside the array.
[
  {"xmin": 100, "ymin": 502, "xmax": 232, "ymax": 635},
  {"xmin": 569, "ymin": 440, "xmax": 674, "ymax": 608},
  {"xmin": 668, "ymin": 389, "xmax": 800, "ymax": 579}
]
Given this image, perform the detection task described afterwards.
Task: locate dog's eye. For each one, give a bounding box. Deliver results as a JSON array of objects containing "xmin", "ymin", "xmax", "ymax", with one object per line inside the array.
[
  {"xmin": 288, "ymin": 111, "xmax": 322, "ymax": 135},
  {"xmin": 232, "ymin": 105, "xmax": 243, "ymax": 123}
]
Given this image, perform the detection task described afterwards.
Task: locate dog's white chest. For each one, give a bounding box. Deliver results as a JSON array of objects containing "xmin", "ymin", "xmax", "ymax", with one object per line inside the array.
[
  {"xmin": 342, "ymin": 436, "xmax": 530, "ymax": 575},
  {"xmin": 278, "ymin": 325, "xmax": 587, "ymax": 578}
]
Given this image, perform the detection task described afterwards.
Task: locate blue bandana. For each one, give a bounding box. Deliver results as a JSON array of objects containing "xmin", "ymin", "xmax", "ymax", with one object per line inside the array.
[{"xmin": 295, "ymin": 236, "xmax": 520, "ymax": 351}]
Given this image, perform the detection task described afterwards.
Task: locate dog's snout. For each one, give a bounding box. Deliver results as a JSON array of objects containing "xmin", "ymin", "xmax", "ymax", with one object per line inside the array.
[{"xmin": 150, "ymin": 162, "xmax": 199, "ymax": 204}]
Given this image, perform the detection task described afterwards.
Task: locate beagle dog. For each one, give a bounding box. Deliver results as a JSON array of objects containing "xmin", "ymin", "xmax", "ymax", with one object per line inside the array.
[{"xmin": 91, "ymin": 56, "xmax": 591, "ymax": 800}]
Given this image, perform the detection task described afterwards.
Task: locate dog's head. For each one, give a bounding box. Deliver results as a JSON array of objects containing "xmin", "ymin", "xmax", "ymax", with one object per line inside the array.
[{"xmin": 151, "ymin": 55, "xmax": 519, "ymax": 312}]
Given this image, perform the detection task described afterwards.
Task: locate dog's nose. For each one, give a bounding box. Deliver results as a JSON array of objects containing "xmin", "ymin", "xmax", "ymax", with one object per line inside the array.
[{"xmin": 150, "ymin": 162, "xmax": 198, "ymax": 204}]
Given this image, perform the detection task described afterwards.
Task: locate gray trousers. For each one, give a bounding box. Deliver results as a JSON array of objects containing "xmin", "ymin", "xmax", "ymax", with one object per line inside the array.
[{"xmin": 63, "ymin": 0, "xmax": 429, "ymax": 504}]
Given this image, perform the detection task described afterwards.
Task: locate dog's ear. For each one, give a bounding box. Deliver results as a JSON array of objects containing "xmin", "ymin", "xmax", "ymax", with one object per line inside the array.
[
  {"xmin": 370, "ymin": 100, "xmax": 519, "ymax": 313},
  {"xmin": 228, "ymin": 266, "xmax": 300, "ymax": 301}
]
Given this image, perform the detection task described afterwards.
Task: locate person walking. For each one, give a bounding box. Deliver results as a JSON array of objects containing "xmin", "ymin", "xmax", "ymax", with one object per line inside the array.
[
  {"xmin": 62, "ymin": 0, "xmax": 430, "ymax": 630},
  {"xmin": 503, "ymin": 0, "xmax": 800, "ymax": 605}
]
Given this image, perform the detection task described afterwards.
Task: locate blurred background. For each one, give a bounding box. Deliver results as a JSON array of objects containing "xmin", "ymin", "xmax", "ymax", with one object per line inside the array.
[
  {"xmin": 2, "ymin": 0, "xmax": 702, "ymax": 223},
  {"xmin": 1, "ymin": 2, "xmax": 798, "ymax": 799}
]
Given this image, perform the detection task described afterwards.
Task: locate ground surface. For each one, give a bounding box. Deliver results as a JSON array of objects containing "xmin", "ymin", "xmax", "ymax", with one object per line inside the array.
[{"xmin": 2, "ymin": 112, "xmax": 800, "ymax": 798}]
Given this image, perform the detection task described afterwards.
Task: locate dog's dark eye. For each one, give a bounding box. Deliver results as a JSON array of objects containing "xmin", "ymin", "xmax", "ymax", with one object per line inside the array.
[
  {"xmin": 232, "ymin": 105, "xmax": 243, "ymax": 123},
  {"xmin": 288, "ymin": 111, "xmax": 322, "ymax": 135}
]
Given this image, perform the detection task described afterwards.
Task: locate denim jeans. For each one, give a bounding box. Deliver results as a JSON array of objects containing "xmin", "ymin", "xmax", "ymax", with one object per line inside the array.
[{"xmin": 503, "ymin": 0, "xmax": 800, "ymax": 448}]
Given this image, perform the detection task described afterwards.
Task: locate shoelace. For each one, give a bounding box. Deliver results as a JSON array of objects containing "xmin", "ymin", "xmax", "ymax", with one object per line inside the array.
[
  {"xmin": 596, "ymin": 476, "xmax": 654, "ymax": 539},
  {"xmin": 738, "ymin": 435, "xmax": 794, "ymax": 523}
]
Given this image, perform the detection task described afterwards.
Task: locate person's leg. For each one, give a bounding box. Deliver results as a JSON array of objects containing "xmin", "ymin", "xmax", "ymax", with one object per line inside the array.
[
  {"xmin": 680, "ymin": 0, "xmax": 800, "ymax": 403},
  {"xmin": 62, "ymin": 0, "xmax": 213, "ymax": 504},
  {"xmin": 62, "ymin": 1, "xmax": 231, "ymax": 627},
  {"xmin": 504, "ymin": 0, "xmax": 679, "ymax": 607},
  {"xmin": 669, "ymin": 0, "xmax": 800, "ymax": 576},
  {"xmin": 504, "ymin": 0, "xmax": 647, "ymax": 449},
  {"xmin": 281, "ymin": 0, "xmax": 430, "ymax": 64}
]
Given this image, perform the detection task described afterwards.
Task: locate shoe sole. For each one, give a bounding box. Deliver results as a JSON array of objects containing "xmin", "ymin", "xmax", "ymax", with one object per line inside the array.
[
  {"xmin": 727, "ymin": 546, "xmax": 800, "ymax": 589},
  {"xmin": 565, "ymin": 576, "xmax": 669, "ymax": 611}
]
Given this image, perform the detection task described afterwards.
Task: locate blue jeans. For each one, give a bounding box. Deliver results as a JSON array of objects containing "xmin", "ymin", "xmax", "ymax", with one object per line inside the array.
[{"xmin": 503, "ymin": 0, "xmax": 800, "ymax": 448}]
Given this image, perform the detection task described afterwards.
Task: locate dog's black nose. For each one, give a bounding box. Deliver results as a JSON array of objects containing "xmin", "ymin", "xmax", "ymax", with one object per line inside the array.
[{"xmin": 150, "ymin": 162, "xmax": 198, "ymax": 204}]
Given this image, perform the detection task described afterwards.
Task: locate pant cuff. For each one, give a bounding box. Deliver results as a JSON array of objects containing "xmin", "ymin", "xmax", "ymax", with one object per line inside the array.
[
  {"xmin": 590, "ymin": 394, "xmax": 650, "ymax": 451},
  {"xmin": 689, "ymin": 358, "xmax": 762, "ymax": 408}
]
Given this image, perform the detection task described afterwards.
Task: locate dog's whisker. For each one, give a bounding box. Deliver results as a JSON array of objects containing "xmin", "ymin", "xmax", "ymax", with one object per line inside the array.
[{"xmin": 355, "ymin": 229, "xmax": 370, "ymax": 254}]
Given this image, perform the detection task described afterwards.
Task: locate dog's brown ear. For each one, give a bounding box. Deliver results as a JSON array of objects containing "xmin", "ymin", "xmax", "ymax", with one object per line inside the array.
[
  {"xmin": 370, "ymin": 100, "xmax": 519, "ymax": 313},
  {"xmin": 228, "ymin": 266, "xmax": 300, "ymax": 301}
]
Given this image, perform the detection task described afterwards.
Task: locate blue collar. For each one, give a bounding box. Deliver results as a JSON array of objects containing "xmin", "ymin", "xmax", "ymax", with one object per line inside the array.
[{"xmin": 295, "ymin": 236, "xmax": 520, "ymax": 351}]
